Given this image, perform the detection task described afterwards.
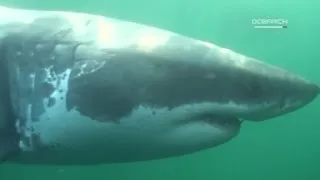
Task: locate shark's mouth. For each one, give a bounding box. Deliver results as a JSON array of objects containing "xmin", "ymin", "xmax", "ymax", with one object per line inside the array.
[{"xmin": 190, "ymin": 113, "xmax": 242, "ymax": 129}]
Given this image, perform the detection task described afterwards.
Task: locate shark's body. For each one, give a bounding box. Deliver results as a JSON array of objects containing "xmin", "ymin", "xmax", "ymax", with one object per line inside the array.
[{"xmin": 0, "ymin": 6, "xmax": 319, "ymax": 165}]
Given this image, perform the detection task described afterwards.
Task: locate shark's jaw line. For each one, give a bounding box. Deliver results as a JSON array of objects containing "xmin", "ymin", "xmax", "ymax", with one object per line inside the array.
[{"xmin": 12, "ymin": 99, "xmax": 244, "ymax": 164}]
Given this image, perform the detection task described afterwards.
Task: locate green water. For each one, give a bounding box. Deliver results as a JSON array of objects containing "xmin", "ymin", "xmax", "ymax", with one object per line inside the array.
[{"xmin": 1, "ymin": 0, "xmax": 319, "ymax": 179}]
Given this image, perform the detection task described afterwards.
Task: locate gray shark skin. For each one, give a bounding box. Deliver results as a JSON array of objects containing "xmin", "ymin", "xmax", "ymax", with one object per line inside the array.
[{"xmin": 0, "ymin": 6, "xmax": 319, "ymax": 165}]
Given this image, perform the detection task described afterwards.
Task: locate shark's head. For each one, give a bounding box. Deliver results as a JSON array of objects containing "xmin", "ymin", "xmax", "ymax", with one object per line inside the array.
[
  {"xmin": 68, "ymin": 32, "xmax": 319, "ymax": 124},
  {"xmin": 53, "ymin": 32, "xmax": 318, "ymax": 163},
  {"xmin": 15, "ymin": 22, "xmax": 318, "ymax": 164}
]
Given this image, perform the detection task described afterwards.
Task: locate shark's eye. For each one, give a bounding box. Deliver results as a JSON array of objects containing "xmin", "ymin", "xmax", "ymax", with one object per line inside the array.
[
  {"xmin": 219, "ymin": 119, "xmax": 229, "ymax": 125},
  {"xmin": 247, "ymin": 81, "xmax": 262, "ymax": 99}
]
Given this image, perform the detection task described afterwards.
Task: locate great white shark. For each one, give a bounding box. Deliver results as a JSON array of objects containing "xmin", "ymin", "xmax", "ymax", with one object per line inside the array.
[{"xmin": 0, "ymin": 6, "xmax": 319, "ymax": 165}]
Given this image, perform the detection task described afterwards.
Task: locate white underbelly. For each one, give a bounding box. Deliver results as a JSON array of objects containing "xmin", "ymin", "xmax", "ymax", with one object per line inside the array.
[{"xmin": 16, "ymin": 98, "xmax": 227, "ymax": 164}]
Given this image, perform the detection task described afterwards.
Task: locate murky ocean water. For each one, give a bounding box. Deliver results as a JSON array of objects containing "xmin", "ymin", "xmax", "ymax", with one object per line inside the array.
[{"xmin": 1, "ymin": 0, "xmax": 319, "ymax": 180}]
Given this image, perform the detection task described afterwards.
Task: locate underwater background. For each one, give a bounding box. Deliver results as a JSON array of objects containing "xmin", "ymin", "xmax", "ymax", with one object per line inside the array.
[{"xmin": 0, "ymin": 0, "xmax": 319, "ymax": 179}]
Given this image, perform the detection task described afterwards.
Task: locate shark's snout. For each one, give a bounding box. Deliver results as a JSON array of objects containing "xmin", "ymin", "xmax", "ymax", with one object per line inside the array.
[
  {"xmin": 180, "ymin": 39, "xmax": 320, "ymax": 121},
  {"xmin": 280, "ymin": 81, "xmax": 320, "ymax": 115}
]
